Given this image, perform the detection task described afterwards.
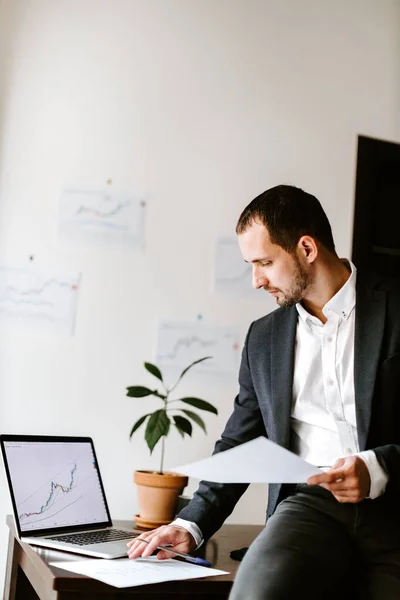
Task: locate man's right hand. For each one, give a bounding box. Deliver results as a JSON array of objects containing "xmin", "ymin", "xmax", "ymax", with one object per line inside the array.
[{"xmin": 127, "ymin": 524, "xmax": 196, "ymax": 560}]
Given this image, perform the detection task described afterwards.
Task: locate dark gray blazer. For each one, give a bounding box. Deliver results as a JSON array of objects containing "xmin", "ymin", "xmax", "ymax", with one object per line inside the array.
[{"xmin": 179, "ymin": 271, "xmax": 400, "ymax": 542}]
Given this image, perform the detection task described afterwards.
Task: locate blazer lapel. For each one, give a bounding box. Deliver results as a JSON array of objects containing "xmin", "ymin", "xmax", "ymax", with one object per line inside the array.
[
  {"xmin": 354, "ymin": 274, "xmax": 386, "ymax": 450},
  {"xmin": 270, "ymin": 307, "xmax": 298, "ymax": 448}
]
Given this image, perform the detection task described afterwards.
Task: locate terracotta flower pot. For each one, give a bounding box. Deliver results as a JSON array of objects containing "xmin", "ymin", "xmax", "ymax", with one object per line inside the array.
[{"xmin": 134, "ymin": 470, "xmax": 188, "ymax": 529}]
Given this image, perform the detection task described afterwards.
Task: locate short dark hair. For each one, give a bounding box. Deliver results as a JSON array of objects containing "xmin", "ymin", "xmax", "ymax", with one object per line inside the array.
[{"xmin": 236, "ymin": 184, "xmax": 336, "ymax": 254}]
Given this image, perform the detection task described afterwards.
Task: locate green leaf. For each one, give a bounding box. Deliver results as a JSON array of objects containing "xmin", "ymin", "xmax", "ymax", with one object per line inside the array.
[
  {"xmin": 179, "ymin": 397, "xmax": 218, "ymax": 415},
  {"xmin": 173, "ymin": 415, "xmax": 193, "ymax": 437},
  {"xmin": 174, "ymin": 423, "xmax": 185, "ymax": 438},
  {"xmin": 129, "ymin": 414, "xmax": 150, "ymax": 438},
  {"xmin": 144, "ymin": 362, "xmax": 163, "ymax": 382},
  {"xmin": 126, "ymin": 386, "xmax": 166, "ymax": 400},
  {"xmin": 177, "ymin": 356, "xmax": 212, "ymax": 382},
  {"xmin": 145, "ymin": 410, "xmax": 170, "ymax": 453},
  {"xmin": 126, "ymin": 386, "xmax": 153, "ymax": 397},
  {"xmin": 181, "ymin": 409, "xmax": 207, "ymax": 433}
]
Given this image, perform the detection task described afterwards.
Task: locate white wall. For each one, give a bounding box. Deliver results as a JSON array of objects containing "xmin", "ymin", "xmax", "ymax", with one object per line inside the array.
[{"xmin": 0, "ymin": 0, "xmax": 399, "ymax": 590}]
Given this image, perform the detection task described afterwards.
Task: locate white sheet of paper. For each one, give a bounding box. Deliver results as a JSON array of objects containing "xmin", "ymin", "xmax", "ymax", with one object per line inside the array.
[
  {"xmin": 50, "ymin": 556, "xmax": 228, "ymax": 589},
  {"xmin": 170, "ymin": 436, "xmax": 322, "ymax": 483}
]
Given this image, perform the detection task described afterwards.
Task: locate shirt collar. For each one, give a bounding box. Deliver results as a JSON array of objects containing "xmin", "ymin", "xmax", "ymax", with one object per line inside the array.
[{"xmin": 296, "ymin": 259, "xmax": 357, "ymax": 324}]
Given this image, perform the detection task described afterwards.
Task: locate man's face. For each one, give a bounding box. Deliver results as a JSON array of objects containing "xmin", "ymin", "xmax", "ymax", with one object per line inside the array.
[{"xmin": 238, "ymin": 220, "xmax": 312, "ymax": 308}]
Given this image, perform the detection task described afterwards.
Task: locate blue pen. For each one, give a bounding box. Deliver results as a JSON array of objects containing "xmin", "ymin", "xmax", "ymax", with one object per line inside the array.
[{"xmin": 136, "ymin": 538, "xmax": 211, "ymax": 567}]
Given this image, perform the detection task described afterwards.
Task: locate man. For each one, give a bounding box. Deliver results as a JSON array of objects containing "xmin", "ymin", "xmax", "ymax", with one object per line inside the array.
[{"xmin": 128, "ymin": 185, "xmax": 400, "ymax": 599}]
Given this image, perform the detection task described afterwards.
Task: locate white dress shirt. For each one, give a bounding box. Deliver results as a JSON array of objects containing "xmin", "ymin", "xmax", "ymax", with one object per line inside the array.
[
  {"xmin": 291, "ymin": 261, "xmax": 387, "ymax": 499},
  {"xmin": 175, "ymin": 261, "xmax": 388, "ymax": 547}
]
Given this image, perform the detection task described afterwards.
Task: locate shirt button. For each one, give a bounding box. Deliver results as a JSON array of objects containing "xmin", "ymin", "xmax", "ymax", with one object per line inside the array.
[
  {"xmin": 345, "ymin": 447, "xmax": 352, "ymax": 454},
  {"xmin": 327, "ymin": 378, "xmax": 334, "ymax": 386},
  {"xmin": 327, "ymin": 336, "xmax": 333, "ymax": 342},
  {"xmin": 342, "ymin": 311, "xmax": 347, "ymax": 318}
]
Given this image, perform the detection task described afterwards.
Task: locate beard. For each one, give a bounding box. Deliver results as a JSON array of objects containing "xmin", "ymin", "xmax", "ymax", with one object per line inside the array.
[{"xmin": 273, "ymin": 259, "xmax": 312, "ymax": 308}]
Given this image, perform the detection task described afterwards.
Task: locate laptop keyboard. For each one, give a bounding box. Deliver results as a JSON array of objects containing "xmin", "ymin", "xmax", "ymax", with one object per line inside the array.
[{"xmin": 47, "ymin": 529, "xmax": 138, "ymax": 546}]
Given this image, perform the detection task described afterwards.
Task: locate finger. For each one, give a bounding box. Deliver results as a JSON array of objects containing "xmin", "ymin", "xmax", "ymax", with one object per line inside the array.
[
  {"xmin": 156, "ymin": 549, "xmax": 175, "ymax": 560},
  {"xmin": 321, "ymin": 478, "xmax": 356, "ymax": 492},
  {"xmin": 140, "ymin": 533, "xmax": 172, "ymax": 558},
  {"xmin": 128, "ymin": 526, "xmax": 191, "ymax": 559},
  {"xmin": 128, "ymin": 532, "xmax": 163, "ymax": 557},
  {"xmin": 141, "ymin": 542, "xmax": 158, "ymax": 558},
  {"xmin": 128, "ymin": 544, "xmax": 147, "ymax": 558},
  {"xmin": 127, "ymin": 532, "xmax": 156, "ymax": 550},
  {"xmin": 127, "ymin": 534, "xmax": 151, "ymax": 548},
  {"xmin": 307, "ymin": 471, "xmax": 345, "ymax": 486},
  {"xmin": 307, "ymin": 475, "xmax": 328, "ymax": 486},
  {"xmin": 331, "ymin": 485, "xmax": 362, "ymax": 500},
  {"xmin": 127, "ymin": 540, "xmax": 153, "ymax": 559},
  {"xmin": 152, "ymin": 527, "xmax": 190, "ymax": 549},
  {"xmin": 333, "ymin": 493, "xmax": 360, "ymax": 504},
  {"xmin": 130, "ymin": 528, "xmax": 161, "ymax": 543},
  {"xmin": 127, "ymin": 538, "xmax": 149, "ymax": 551},
  {"xmin": 333, "ymin": 494, "xmax": 351, "ymax": 503}
]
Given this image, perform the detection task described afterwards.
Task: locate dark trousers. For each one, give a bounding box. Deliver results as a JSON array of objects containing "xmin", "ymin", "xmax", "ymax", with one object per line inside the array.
[{"xmin": 229, "ymin": 485, "xmax": 400, "ymax": 600}]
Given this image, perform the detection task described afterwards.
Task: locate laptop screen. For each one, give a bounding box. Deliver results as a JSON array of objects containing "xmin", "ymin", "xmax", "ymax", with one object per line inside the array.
[{"xmin": 1, "ymin": 436, "xmax": 112, "ymax": 536}]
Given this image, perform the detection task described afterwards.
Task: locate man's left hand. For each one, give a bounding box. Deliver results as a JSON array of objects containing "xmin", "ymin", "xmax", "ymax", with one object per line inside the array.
[{"xmin": 307, "ymin": 456, "xmax": 371, "ymax": 503}]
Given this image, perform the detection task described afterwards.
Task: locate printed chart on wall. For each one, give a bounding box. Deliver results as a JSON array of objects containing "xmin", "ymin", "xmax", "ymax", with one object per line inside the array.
[
  {"xmin": 213, "ymin": 236, "xmax": 253, "ymax": 296},
  {"xmin": 156, "ymin": 321, "xmax": 241, "ymax": 378},
  {"xmin": 58, "ymin": 188, "xmax": 146, "ymax": 245},
  {"xmin": 0, "ymin": 267, "xmax": 80, "ymax": 335},
  {"xmin": 4, "ymin": 441, "xmax": 108, "ymax": 531}
]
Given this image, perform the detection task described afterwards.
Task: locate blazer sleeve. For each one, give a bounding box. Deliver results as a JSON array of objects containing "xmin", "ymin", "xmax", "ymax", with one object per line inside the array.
[
  {"xmin": 177, "ymin": 322, "xmax": 267, "ymax": 542},
  {"xmin": 355, "ymin": 275, "xmax": 400, "ymax": 502},
  {"xmin": 369, "ymin": 350, "xmax": 400, "ymax": 497}
]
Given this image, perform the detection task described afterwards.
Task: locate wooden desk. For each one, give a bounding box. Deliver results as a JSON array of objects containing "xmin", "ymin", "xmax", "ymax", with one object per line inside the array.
[{"xmin": 4, "ymin": 516, "xmax": 263, "ymax": 599}]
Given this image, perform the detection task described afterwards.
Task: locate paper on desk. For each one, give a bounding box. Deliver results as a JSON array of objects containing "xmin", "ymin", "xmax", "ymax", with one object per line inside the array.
[
  {"xmin": 50, "ymin": 556, "xmax": 228, "ymax": 588},
  {"xmin": 170, "ymin": 436, "xmax": 322, "ymax": 483}
]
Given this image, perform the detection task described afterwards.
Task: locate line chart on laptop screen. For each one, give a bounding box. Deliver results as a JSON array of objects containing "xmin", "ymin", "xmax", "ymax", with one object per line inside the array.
[{"xmin": 4, "ymin": 441, "xmax": 109, "ymax": 531}]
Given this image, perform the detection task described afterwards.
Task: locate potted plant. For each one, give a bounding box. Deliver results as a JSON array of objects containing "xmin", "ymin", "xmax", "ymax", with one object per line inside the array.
[{"xmin": 127, "ymin": 356, "xmax": 218, "ymax": 529}]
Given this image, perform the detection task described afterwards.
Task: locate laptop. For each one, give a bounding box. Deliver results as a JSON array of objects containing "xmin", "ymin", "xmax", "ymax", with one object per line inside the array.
[{"xmin": 0, "ymin": 434, "xmax": 141, "ymax": 558}]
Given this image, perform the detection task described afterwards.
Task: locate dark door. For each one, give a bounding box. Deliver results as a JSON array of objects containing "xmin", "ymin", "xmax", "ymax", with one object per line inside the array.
[{"xmin": 352, "ymin": 135, "xmax": 400, "ymax": 279}]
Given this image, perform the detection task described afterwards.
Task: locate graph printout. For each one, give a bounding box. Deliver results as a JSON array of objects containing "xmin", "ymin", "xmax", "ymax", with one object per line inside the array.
[
  {"xmin": 213, "ymin": 237, "xmax": 253, "ymax": 296},
  {"xmin": 156, "ymin": 321, "xmax": 240, "ymax": 374},
  {"xmin": 3, "ymin": 441, "xmax": 109, "ymax": 532},
  {"xmin": 59, "ymin": 188, "xmax": 146, "ymax": 244},
  {"xmin": 0, "ymin": 267, "xmax": 80, "ymax": 335}
]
